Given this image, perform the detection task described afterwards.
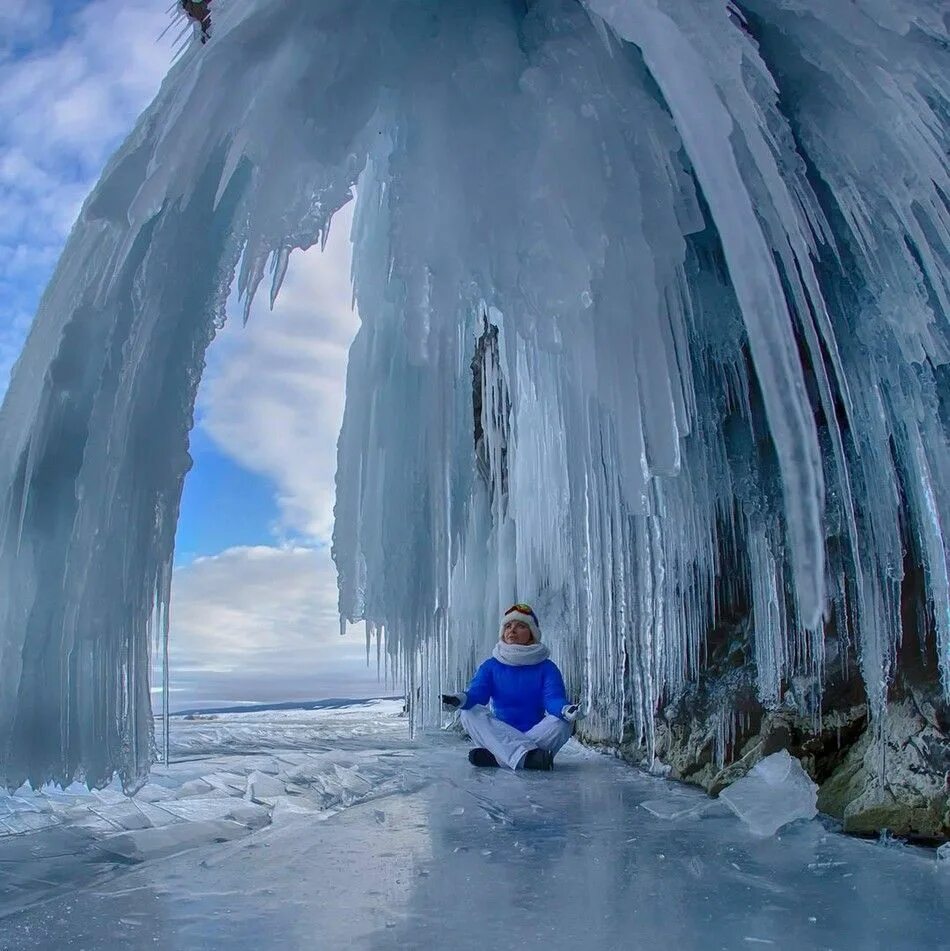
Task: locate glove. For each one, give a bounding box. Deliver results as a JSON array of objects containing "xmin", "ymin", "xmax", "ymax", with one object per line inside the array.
[
  {"xmin": 441, "ymin": 693, "xmax": 462, "ymax": 709},
  {"xmin": 561, "ymin": 703, "xmax": 582, "ymax": 723}
]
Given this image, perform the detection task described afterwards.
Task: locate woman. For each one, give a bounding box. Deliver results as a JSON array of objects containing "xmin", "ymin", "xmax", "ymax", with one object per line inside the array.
[{"xmin": 442, "ymin": 603, "xmax": 580, "ymax": 770}]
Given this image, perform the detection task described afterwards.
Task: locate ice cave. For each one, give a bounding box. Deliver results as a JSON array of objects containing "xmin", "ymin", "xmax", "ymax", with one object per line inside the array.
[{"xmin": 0, "ymin": 0, "xmax": 948, "ymax": 850}]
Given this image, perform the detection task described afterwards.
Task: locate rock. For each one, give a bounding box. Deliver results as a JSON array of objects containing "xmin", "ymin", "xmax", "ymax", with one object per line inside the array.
[
  {"xmin": 580, "ymin": 591, "xmax": 950, "ymax": 843},
  {"xmin": 817, "ymin": 698, "xmax": 950, "ymax": 841}
]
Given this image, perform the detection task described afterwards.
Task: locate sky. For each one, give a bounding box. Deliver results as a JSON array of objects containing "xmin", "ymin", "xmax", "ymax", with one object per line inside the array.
[{"xmin": 1, "ymin": 0, "xmax": 392, "ymax": 710}]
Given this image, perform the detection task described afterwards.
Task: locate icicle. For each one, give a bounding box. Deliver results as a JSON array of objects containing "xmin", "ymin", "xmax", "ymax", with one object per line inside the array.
[{"xmin": 1, "ymin": 0, "xmax": 946, "ymax": 791}]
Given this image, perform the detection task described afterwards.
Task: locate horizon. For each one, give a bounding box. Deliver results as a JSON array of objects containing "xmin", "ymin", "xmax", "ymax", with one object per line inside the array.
[{"xmin": 165, "ymin": 694, "xmax": 404, "ymax": 717}]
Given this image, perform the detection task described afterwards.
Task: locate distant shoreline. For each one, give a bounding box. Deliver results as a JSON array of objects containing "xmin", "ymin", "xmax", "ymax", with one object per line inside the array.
[{"xmin": 162, "ymin": 696, "xmax": 403, "ymax": 718}]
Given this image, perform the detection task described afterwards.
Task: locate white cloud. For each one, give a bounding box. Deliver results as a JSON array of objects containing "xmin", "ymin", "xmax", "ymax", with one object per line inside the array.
[
  {"xmin": 167, "ymin": 545, "xmax": 391, "ymax": 708},
  {"xmin": 199, "ymin": 203, "xmax": 360, "ymax": 541},
  {"xmin": 0, "ymin": 1, "xmax": 172, "ymax": 159},
  {"xmin": 0, "ymin": 0, "xmax": 52, "ymax": 55}
]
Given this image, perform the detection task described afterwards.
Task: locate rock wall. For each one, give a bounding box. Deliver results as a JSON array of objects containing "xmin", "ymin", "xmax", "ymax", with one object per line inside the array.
[{"xmin": 580, "ymin": 603, "xmax": 949, "ymax": 844}]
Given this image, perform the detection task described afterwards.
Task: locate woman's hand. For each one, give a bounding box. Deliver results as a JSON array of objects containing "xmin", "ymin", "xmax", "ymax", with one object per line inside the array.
[{"xmin": 561, "ymin": 702, "xmax": 582, "ymax": 722}]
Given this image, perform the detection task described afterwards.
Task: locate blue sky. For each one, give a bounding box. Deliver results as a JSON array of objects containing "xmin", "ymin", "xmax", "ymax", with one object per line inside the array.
[
  {"xmin": 176, "ymin": 425, "xmax": 280, "ymax": 562},
  {"xmin": 1, "ymin": 1, "xmax": 388, "ymax": 709}
]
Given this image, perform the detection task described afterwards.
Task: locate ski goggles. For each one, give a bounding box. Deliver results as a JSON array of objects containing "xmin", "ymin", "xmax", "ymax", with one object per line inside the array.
[{"xmin": 504, "ymin": 603, "xmax": 538, "ymax": 621}]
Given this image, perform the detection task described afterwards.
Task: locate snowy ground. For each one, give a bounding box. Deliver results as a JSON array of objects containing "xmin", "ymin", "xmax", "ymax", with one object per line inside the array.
[{"xmin": 0, "ymin": 701, "xmax": 947, "ymax": 950}]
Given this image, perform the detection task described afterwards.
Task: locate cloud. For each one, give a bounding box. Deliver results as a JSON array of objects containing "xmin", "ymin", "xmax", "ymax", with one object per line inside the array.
[
  {"xmin": 0, "ymin": 0, "xmax": 175, "ymax": 389},
  {"xmin": 167, "ymin": 544, "xmax": 392, "ymax": 709},
  {"xmin": 198, "ymin": 204, "xmax": 360, "ymax": 541},
  {"xmin": 0, "ymin": 1, "xmax": 52, "ymax": 56}
]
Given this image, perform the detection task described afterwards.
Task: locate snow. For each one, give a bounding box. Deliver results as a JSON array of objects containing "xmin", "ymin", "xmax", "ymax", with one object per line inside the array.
[
  {"xmin": 0, "ymin": 703, "xmax": 947, "ymax": 948},
  {"xmin": 0, "ymin": 0, "xmax": 946, "ymax": 797}
]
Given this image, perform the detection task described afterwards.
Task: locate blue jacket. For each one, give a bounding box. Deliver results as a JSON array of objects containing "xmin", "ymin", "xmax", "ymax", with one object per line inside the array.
[{"xmin": 461, "ymin": 658, "xmax": 569, "ymax": 733}]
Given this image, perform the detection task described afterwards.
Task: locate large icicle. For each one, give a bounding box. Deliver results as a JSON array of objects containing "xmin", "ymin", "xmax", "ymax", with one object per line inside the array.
[
  {"xmin": 333, "ymin": 0, "xmax": 949, "ymax": 748},
  {"xmin": 0, "ymin": 0, "xmax": 947, "ymax": 790},
  {"xmin": 0, "ymin": 0, "xmax": 382, "ymax": 790}
]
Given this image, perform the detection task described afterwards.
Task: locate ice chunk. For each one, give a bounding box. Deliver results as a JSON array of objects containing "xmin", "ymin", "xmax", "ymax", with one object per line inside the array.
[
  {"xmin": 201, "ymin": 772, "xmax": 248, "ymax": 794},
  {"xmin": 173, "ymin": 779, "xmax": 215, "ymax": 799},
  {"xmin": 160, "ymin": 798, "xmax": 245, "ymax": 822},
  {"xmin": 640, "ymin": 788, "xmax": 718, "ymax": 821},
  {"xmin": 89, "ymin": 801, "xmax": 152, "ymax": 831},
  {"xmin": 0, "ymin": 812, "xmax": 60, "ymax": 835},
  {"xmin": 224, "ymin": 803, "xmax": 272, "ymax": 832},
  {"xmin": 0, "ymin": 795, "xmax": 49, "ymax": 816},
  {"xmin": 245, "ymin": 771, "xmax": 286, "ymax": 803},
  {"xmin": 128, "ymin": 801, "xmax": 181, "ymax": 829},
  {"xmin": 39, "ymin": 786, "xmax": 96, "ymax": 808},
  {"xmin": 719, "ymin": 751, "xmax": 818, "ymax": 837},
  {"xmin": 936, "ymin": 842, "xmax": 950, "ymax": 868},
  {"xmin": 133, "ymin": 783, "xmax": 175, "ymax": 803},
  {"xmin": 59, "ymin": 811, "xmax": 117, "ymax": 835},
  {"xmin": 90, "ymin": 787, "xmax": 128, "ymax": 806},
  {"xmin": 100, "ymin": 819, "xmax": 249, "ymax": 863},
  {"xmin": 270, "ymin": 796, "xmax": 322, "ymax": 822}
]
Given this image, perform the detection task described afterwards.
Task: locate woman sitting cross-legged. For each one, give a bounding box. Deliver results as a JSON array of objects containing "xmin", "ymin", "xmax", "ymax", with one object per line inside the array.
[{"xmin": 442, "ymin": 603, "xmax": 581, "ymax": 770}]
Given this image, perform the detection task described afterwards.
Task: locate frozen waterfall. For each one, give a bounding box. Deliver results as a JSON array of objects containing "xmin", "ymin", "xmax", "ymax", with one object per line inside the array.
[{"xmin": 0, "ymin": 0, "xmax": 947, "ymax": 791}]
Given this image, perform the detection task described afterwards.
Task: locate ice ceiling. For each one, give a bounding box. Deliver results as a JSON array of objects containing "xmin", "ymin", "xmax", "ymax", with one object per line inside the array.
[{"xmin": 0, "ymin": 0, "xmax": 946, "ymax": 790}]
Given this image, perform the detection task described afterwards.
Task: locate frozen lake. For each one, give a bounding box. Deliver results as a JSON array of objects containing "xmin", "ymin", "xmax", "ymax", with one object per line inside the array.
[{"xmin": 0, "ymin": 701, "xmax": 947, "ymax": 949}]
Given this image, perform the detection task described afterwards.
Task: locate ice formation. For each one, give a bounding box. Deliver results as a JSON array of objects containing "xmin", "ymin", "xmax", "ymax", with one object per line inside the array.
[
  {"xmin": 0, "ymin": 0, "xmax": 947, "ymax": 790},
  {"xmin": 718, "ymin": 749, "xmax": 818, "ymax": 836}
]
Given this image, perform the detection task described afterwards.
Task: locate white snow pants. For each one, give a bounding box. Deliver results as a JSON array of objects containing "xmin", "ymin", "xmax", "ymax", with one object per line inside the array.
[{"xmin": 459, "ymin": 705, "xmax": 572, "ymax": 770}]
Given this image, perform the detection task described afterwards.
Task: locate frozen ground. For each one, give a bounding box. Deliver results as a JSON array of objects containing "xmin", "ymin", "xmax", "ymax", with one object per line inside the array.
[{"xmin": 0, "ymin": 701, "xmax": 947, "ymax": 950}]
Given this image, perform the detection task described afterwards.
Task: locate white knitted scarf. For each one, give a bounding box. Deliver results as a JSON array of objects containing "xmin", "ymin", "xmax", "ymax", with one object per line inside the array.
[{"xmin": 492, "ymin": 641, "xmax": 550, "ymax": 667}]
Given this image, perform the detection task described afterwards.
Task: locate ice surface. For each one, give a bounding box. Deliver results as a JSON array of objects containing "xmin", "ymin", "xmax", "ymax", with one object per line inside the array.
[
  {"xmin": 0, "ymin": 0, "xmax": 947, "ymax": 789},
  {"xmin": 719, "ymin": 750, "xmax": 819, "ymax": 837},
  {"xmin": 0, "ymin": 704, "xmax": 947, "ymax": 949}
]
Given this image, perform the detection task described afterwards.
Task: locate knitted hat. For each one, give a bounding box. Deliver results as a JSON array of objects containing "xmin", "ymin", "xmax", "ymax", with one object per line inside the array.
[{"xmin": 500, "ymin": 603, "xmax": 541, "ymax": 643}]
